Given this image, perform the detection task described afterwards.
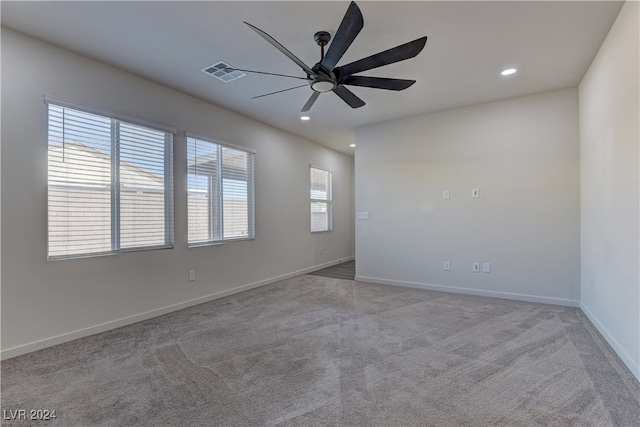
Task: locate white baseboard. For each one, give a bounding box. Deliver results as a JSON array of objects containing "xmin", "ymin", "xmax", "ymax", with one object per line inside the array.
[
  {"xmin": 1, "ymin": 256, "xmax": 355, "ymax": 361},
  {"xmin": 354, "ymin": 275, "xmax": 580, "ymax": 307},
  {"xmin": 580, "ymin": 302, "xmax": 640, "ymax": 382}
]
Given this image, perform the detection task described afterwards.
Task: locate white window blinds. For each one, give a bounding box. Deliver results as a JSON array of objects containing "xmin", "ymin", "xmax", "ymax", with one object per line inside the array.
[
  {"xmin": 187, "ymin": 136, "xmax": 255, "ymax": 245},
  {"xmin": 310, "ymin": 166, "xmax": 332, "ymax": 232},
  {"xmin": 47, "ymin": 101, "xmax": 174, "ymax": 259}
]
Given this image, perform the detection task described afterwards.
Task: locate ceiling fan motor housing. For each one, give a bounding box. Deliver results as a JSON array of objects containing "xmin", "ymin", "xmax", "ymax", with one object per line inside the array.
[{"xmin": 310, "ymin": 64, "xmax": 337, "ymax": 92}]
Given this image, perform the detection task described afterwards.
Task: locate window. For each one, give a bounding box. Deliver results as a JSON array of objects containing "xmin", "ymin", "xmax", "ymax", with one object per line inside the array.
[
  {"xmin": 310, "ymin": 166, "xmax": 332, "ymax": 232},
  {"xmin": 187, "ymin": 135, "xmax": 255, "ymax": 245},
  {"xmin": 47, "ymin": 98, "xmax": 174, "ymax": 259}
]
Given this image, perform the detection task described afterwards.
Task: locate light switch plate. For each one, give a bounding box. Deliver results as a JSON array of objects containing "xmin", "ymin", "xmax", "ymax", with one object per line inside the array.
[{"xmin": 472, "ymin": 188, "xmax": 480, "ymax": 198}]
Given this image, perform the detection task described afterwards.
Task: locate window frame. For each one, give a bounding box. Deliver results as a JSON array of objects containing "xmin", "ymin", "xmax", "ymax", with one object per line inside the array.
[
  {"xmin": 45, "ymin": 96, "xmax": 176, "ymax": 260},
  {"xmin": 310, "ymin": 165, "xmax": 333, "ymax": 233},
  {"xmin": 186, "ymin": 133, "xmax": 256, "ymax": 247}
]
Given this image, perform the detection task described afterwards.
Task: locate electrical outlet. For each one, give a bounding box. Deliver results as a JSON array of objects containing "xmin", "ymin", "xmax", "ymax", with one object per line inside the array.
[
  {"xmin": 443, "ymin": 190, "xmax": 450, "ymax": 200},
  {"xmin": 443, "ymin": 261, "xmax": 451, "ymax": 271},
  {"xmin": 472, "ymin": 262, "xmax": 480, "ymax": 272},
  {"xmin": 483, "ymin": 263, "xmax": 491, "ymax": 273},
  {"xmin": 188, "ymin": 270, "xmax": 196, "ymax": 282}
]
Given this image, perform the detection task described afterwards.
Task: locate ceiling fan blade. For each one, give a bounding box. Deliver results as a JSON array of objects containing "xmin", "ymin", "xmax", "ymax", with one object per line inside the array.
[
  {"xmin": 301, "ymin": 92, "xmax": 320, "ymax": 112},
  {"xmin": 341, "ymin": 76, "xmax": 416, "ymax": 91},
  {"xmin": 251, "ymin": 84, "xmax": 309, "ymax": 100},
  {"xmin": 225, "ymin": 68, "xmax": 310, "ymax": 81},
  {"xmin": 333, "ymin": 85, "xmax": 366, "ymax": 109},
  {"xmin": 320, "ymin": 1, "xmax": 364, "ymax": 71},
  {"xmin": 336, "ymin": 36, "xmax": 427, "ymax": 78},
  {"xmin": 244, "ymin": 22, "xmax": 314, "ymax": 75}
]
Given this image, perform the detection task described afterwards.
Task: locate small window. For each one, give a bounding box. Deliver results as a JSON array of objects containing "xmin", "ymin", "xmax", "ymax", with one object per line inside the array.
[
  {"xmin": 310, "ymin": 166, "xmax": 332, "ymax": 232},
  {"xmin": 47, "ymin": 100, "xmax": 174, "ymax": 259},
  {"xmin": 187, "ymin": 135, "xmax": 255, "ymax": 245}
]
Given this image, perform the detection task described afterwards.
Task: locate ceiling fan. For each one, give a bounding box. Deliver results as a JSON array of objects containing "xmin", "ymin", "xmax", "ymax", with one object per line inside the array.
[{"xmin": 229, "ymin": 1, "xmax": 428, "ymax": 112}]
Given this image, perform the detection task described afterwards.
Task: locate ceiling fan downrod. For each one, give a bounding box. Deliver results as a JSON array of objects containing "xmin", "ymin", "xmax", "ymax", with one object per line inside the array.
[
  {"xmin": 314, "ymin": 31, "xmax": 331, "ymax": 61},
  {"xmin": 310, "ymin": 31, "xmax": 337, "ymax": 93}
]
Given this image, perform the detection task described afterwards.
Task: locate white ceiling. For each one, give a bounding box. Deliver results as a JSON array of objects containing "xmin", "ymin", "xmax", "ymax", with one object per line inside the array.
[{"xmin": 1, "ymin": 1, "xmax": 623, "ymax": 154}]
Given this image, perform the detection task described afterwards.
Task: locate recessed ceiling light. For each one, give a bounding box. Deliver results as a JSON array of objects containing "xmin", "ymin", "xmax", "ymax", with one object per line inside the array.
[
  {"xmin": 300, "ymin": 116, "xmax": 310, "ymax": 121},
  {"xmin": 501, "ymin": 68, "xmax": 518, "ymax": 76},
  {"xmin": 349, "ymin": 144, "xmax": 356, "ymax": 148}
]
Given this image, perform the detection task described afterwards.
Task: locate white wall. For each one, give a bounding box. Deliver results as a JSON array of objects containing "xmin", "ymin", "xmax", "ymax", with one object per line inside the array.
[
  {"xmin": 355, "ymin": 88, "xmax": 580, "ymax": 306},
  {"xmin": 0, "ymin": 28, "xmax": 354, "ymax": 358},
  {"xmin": 579, "ymin": 1, "xmax": 639, "ymax": 381}
]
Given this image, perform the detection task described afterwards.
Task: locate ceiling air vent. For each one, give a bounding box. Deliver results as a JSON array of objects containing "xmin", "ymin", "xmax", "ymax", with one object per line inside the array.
[{"xmin": 202, "ymin": 61, "xmax": 246, "ymax": 82}]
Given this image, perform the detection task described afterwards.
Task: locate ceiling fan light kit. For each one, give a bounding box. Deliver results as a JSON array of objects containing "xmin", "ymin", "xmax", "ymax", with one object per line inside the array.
[
  {"xmin": 311, "ymin": 80, "xmax": 336, "ymax": 93},
  {"xmin": 239, "ymin": 1, "xmax": 427, "ymax": 113}
]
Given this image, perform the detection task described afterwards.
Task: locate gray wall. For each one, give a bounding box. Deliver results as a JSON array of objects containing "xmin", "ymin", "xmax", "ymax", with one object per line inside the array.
[
  {"xmin": 1, "ymin": 28, "xmax": 354, "ymax": 358},
  {"xmin": 579, "ymin": 1, "xmax": 639, "ymax": 380},
  {"xmin": 355, "ymin": 88, "xmax": 580, "ymax": 306}
]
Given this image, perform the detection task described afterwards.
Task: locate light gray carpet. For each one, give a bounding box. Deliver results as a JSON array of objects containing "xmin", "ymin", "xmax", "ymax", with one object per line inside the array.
[
  {"xmin": 309, "ymin": 260, "xmax": 355, "ymax": 280},
  {"xmin": 2, "ymin": 275, "xmax": 639, "ymax": 426}
]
